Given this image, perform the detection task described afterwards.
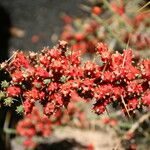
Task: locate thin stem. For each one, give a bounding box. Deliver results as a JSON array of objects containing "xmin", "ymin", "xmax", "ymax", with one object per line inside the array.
[
  {"xmin": 126, "ymin": 112, "xmax": 150, "ymax": 134},
  {"xmin": 122, "ymin": 112, "xmax": 150, "ymax": 140},
  {"xmin": 125, "ymin": 34, "xmax": 131, "ymax": 50},
  {"xmin": 6, "ymin": 51, "xmax": 18, "ymax": 63},
  {"xmin": 102, "ymin": 62, "xmax": 108, "ymax": 72},
  {"xmin": 121, "ymin": 95, "xmax": 131, "ymax": 118},
  {"xmin": 105, "ymin": 106, "xmax": 110, "ymax": 117},
  {"xmin": 122, "ymin": 50, "xmax": 127, "ymax": 67},
  {"xmin": 137, "ymin": 1, "xmax": 150, "ymax": 13},
  {"xmin": 137, "ymin": 9, "xmax": 150, "ymax": 14}
]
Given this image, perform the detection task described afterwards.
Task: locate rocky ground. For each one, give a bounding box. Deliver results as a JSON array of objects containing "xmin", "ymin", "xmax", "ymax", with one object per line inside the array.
[{"xmin": 11, "ymin": 126, "xmax": 123, "ymax": 150}]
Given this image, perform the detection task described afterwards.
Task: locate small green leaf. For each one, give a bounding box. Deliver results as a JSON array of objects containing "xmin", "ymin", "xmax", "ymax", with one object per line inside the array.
[
  {"xmin": 60, "ymin": 75, "xmax": 68, "ymax": 83},
  {"xmin": 43, "ymin": 79, "xmax": 51, "ymax": 85},
  {"xmin": 16, "ymin": 105, "xmax": 24, "ymax": 114},
  {"xmin": 1, "ymin": 80, "xmax": 9, "ymax": 88},
  {"xmin": 4, "ymin": 97, "xmax": 13, "ymax": 106}
]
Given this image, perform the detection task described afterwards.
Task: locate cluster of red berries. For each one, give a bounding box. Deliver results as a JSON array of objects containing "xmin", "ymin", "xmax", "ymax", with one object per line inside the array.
[
  {"xmin": 1, "ymin": 41, "xmax": 85, "ymax": 115},
  {"xmin": 16, "ymin": 107, "xmax": 52, "ymax": 148},
  {"xmin": 0, "ymin": 41, "xmax": 150, "ymax": 117},
  {"xmin": 93, "ymin": 43, "xmax": 150, "ymax": 115}
]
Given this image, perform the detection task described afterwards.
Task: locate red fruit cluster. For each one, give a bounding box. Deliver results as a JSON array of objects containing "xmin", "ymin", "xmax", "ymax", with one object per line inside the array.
[
  {"xmin": 16, "ymin": 108, "xmax": 52, "ymax": 148},
  {"xmin": 2, "ymin": 41, "xmax": 85, "ymax": 115},
  {"xmin": 0, "ymin": 41, "xmax": 150, "ymax": 117},
  {"xmin": 92, "ymin": 43, "xmax": 150, "ymax": 115}
]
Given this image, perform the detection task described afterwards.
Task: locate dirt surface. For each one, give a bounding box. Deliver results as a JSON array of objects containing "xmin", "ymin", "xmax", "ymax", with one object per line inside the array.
[
  {"xmin": 0, "ymin": 0, "xmax": 87, "ymax": 53},
  {"xmin": 11, "ymin": 126, "xmax": 123, "ymax": 150},
  {"xmin": 54, "ymin": 127, "xmax": 123, "ymax": 150}
]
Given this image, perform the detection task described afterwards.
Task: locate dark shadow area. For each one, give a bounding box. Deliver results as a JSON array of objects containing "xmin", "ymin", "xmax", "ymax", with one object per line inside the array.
[
  {"xmin": 0, "ymin": 5, "xmax": 11, "ymax": 62},
  {"xmin": 0, "ymin": 5, "xmax": 12, "ymax": 149},
  {"xmin": 35, "ymin": 138, "xmax": 86, "ymax": 150}
]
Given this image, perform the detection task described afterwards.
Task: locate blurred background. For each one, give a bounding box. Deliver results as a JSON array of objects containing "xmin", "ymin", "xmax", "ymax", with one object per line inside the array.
[{"xmin": 0, "ymin": 0, "xmax": 86, "ymax": 59}]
